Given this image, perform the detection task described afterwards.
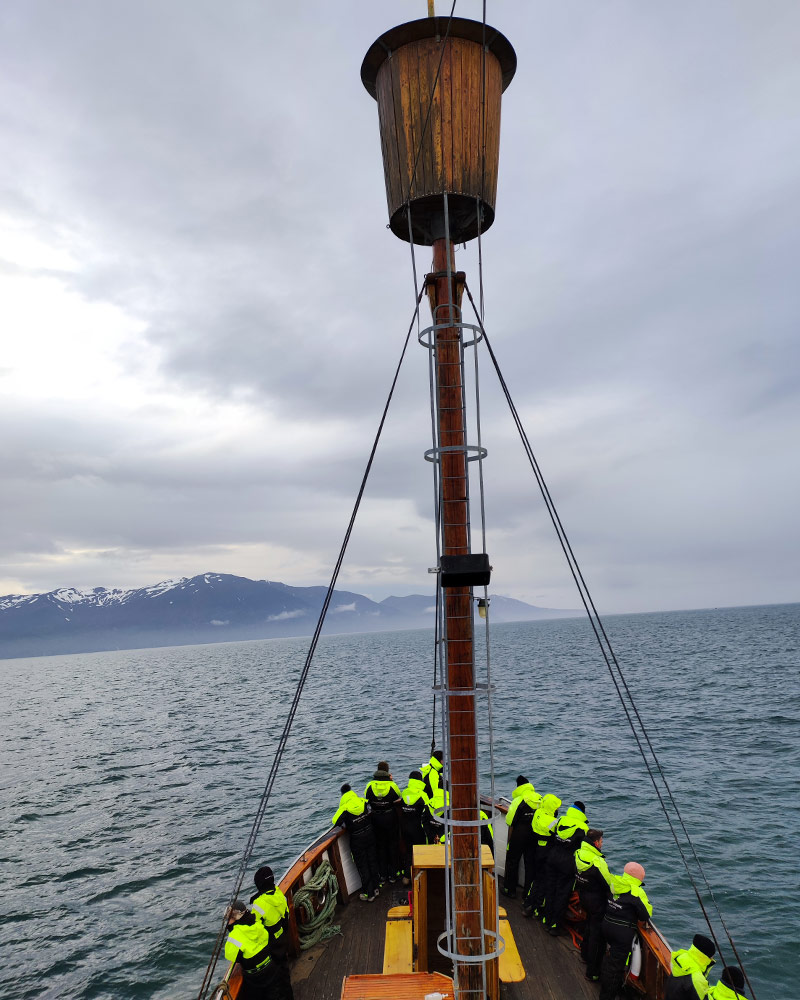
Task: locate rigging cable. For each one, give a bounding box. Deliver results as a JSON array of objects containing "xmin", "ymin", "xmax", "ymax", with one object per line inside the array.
[
  {"xmin": 462, "ymin": 282, "xmax": 757, "ymax": 1000},
  {"xmin": 195, "ymin": 281, "xmax": 427, "ymax": 1000}
]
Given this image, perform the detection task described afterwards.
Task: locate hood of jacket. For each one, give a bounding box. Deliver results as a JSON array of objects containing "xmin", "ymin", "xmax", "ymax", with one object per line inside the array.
[
  {"xmin": 540, "ymin": 793, "xmax": 561, "ymax": 815},
  {"xmin": 367, "ymin": 779, "xmax": 395, "ymax": 797},
  {"xmin": 404, "ymin": 777, "xmax": 426, "ymax": 797},
  {"xmin": 562, "ymin": 804, "xmax": 588, "ymax": 827},
  {"xmin": 337, "ymin": 789, "xmax": 366, "ymax": 816},
  {"xmin": 672, "ymin": 945, "xmax": 716, "ymax": 978}
]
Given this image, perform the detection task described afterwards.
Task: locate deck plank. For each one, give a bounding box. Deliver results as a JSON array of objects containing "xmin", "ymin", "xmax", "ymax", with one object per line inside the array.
[{"xmin": 291, "ymin": 887, "xmax": 600, "ymax": 1000}]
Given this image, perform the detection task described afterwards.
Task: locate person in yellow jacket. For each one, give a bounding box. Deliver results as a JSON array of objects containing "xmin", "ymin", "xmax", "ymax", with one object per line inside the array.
[
  {"xmin": 421, "ymin": 749, "xmax": 444, "ymax": 800},
  {"xmin": 599, "ymin": 862, "xmax": 652, "ymax": 1000},
  {"xmin": 364, "ymin": 761, "xmax": 402, "ymax": 884},
  {"xmin": 574, "ymin": 829, "xmax": 615, "ymax": 982},
  {"xmin": 428, "ymin": 782, "xmax": 450, "ymax": 842},
  {"xmin": 224, "ymin": 899, "xmax": 292, "ymax": 999},
  {"xmin": 502, "ymin": 775, "xmax": 541, "ymax": 899},
  {"xmin": 664, "ymin": 934, "xmax": 717, "ymax": 999},
  {"xmin": 332, "ymin": 783, "xmax": 380, "ymax": 901},
  {"xmin": 522, "ymin": 792, "xmax": 561, "ymax": 918},
  {"xmin": 708, "ymin": 966, "xmax": 747, "ymax": 1000},
  {"xmin": 542, "ymin": 800, "xmax": 589, "ymax": 935},
  {"xmin": 250, "ymin": 865, "xmax": 289, "ymax": 949}
]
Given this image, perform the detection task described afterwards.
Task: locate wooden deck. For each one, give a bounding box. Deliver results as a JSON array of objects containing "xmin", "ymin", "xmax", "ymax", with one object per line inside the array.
[{"xmin": 290, "ymin": 886, "xmax": 601, "ymax": 1000}]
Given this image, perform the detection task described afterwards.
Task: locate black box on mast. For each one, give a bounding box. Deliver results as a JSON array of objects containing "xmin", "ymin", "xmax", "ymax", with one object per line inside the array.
[{"xmin": 439, "ymin": 554, "xmax": 491, "ymax": 588}]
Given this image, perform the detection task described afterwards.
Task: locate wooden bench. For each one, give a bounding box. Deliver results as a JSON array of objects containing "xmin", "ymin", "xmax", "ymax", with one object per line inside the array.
[
  {"xmin": 498, "ymin": 917, "xmax": 525, "ymax": 983},
  {"xmin": 383, "ymin": 917, "xmax": 413, "ymax": 974}
]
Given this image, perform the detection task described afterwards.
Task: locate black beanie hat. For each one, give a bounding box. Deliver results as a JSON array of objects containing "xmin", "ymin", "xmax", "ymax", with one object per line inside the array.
[
  {"xmin": 516, "ymin": 775, "xmax": 527, "ymax": 786},
  {"xmin": 721, "ymin": 966, "xmax": 745, "ymax": 990},
  {"xmin": 410, "ymin": 769, "xmax": 423, "ymax": 780},
  {"xmin": 433, "ymin": 749, "xmax": 443, "ymax": 762},
  {"xmin": 254, "ymin": 866, "xmax": 275, "ymax": 892},
  {"xmin": 574, "ymin": 800, "xmax": 586, "ymax": 811},
  {"xmin": 340, "ymin": 783, "xmax": 351, "ymax": 794},
  {"xmin": 693, "ymin": 934, "xmax": 716, "ymax": 958}
]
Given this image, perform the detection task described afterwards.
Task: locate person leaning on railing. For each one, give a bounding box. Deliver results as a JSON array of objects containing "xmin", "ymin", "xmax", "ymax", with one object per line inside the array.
[
  {"xmin": 224, "ymin": 900, "xmax": 292, "ymax": 1000},
  {"xmin": 522, "ymin": 792, "xmax": 562, "ymax": 919},
  {"xmin": 542, "ymin": 800, "xmax": 589, "ymax": 936},
  {"xmin": 574, "ymin": 828, "xmax": 616, "ymax": 983},
  {"xmin": 708, "ymin": 966, "xmax": 747, "ymax": 1000},
  {"xmin": 664, "ymin": 934, "xmax": 717, "ymax": 999},
  {"xmin": 332, "ymin": 783, "xmax": 381, "ymax": 902},
  {"xmin": 501, "ymin": 775, "xmax": 541, "ymax": 900},
  {"xmin": 364, "ymin": 761, "xmax": 403, "ymax": 885},
  {"xmin": 598, "ymin": 861, "xmax": 652, "ymax": 1000},
  {"xmin": 249, "ymin": 864, "xmax": 293, "ymax": 999}
]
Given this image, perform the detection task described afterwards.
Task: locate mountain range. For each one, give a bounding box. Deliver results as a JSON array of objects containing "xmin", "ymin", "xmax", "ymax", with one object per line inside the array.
[{"xmin": 0, "ymin": 572, "xmax": 580, "ymax": 660}]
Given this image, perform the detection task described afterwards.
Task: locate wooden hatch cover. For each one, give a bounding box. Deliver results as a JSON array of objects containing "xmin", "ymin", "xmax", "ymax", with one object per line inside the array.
[{"xmin": 341, "ymin": 971, "xmax": 454, "ymax": 999}]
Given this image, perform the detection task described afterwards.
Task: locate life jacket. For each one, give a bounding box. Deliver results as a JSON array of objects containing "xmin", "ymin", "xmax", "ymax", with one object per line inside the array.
[
  {"xmin": 531, "ymin": 794, "xmax": 561, "ymax": 845},
  {"xmin": 224, "ymin": 912, "xmax": 273, "ymax": 973},
  {"xmin": 251, "ymin": 887, "xmax": 289, "ymax": 946},
  {"xmin": 421, "ymin": 756, "xmax": 443, "ymax": 799},
  {"xmin": 331, "ymin": 789, "xmax": 373, "ymax": 837},
  {"xmin": 505, "ymin": 782, "xmax": 541, "ymax": 827},
  {"xmin": 707, "ymin": 981, "xmax": 745, "ymax": 1000},
  {"xmin": 574, "ymin": 840, "xmax": 613, "ymax": 911},
  {"xmin": 364, "ymin": 777, "xmax": 402, "ymax": 816},
  {"xmin": 551, "ymin": 805, "xmax": 588, "ymax": 850},
  {"xmin": 604, "ymin": 871, "xmax": 653, "ymax": 927}
]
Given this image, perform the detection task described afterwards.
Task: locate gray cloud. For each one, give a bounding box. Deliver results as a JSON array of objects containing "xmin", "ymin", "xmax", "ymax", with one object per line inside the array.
[{"xmin": 0, "ymin": 1, "xmax": 798, "ymax": 612}]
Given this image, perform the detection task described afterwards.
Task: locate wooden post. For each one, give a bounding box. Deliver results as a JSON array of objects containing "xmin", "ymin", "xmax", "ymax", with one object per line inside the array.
[{"xmin": 430, "ymin": 236, "xmax": 482, "ymax": 999}]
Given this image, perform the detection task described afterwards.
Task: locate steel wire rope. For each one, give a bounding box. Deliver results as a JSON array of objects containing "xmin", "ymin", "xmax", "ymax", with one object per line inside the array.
[
  {"xmin": 461, "ymin": 282, "xmax": 757, "ymax": 999},
  {"xmin": 195, "ymin": 282, "xmax": 427, "ymax": 1000}
]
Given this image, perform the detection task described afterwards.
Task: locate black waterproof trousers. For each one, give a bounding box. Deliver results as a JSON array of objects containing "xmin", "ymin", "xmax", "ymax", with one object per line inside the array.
[
  {"xmin": 350, "ymin": 828, "xmax": 380, "ymax": 897},
  {"xmin": 542, "ymin": 845, "xmax": 576, "ymax": 931},
  {"xmin": 371, "ymin": 812, "xmax": 399, "ymax": 881},
  {"xmin": 523, "ymin": 842, "xmax": 551, "ymax": 914},
  {"xmin": 399, "ymin": 822, "xmax": 426, "ymax": 879},
  {"xmin": 580, "ymin": 902, "xmax": 607, "ymax": 979},
  {"xmin": 240, "ymin": 958, "xmax": 294, "ymax": 1000},
  {"xmin": 503, "ymin": 826, "xmax": 536, "ymax": 896},
  {"xmin": 599, "ymin": 919, "xmax": 636, "ymax": 1000}
]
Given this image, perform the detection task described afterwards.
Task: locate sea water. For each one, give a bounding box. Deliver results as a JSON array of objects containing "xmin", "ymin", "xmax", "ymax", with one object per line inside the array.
[{"xmin": 2, "ymin": 603, "xmax": 797, "ymax": 998}]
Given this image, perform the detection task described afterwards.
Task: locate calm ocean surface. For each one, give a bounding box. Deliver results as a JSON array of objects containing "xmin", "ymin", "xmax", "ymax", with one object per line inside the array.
[{"xmin": 2, "ymin": 603, "xmax": 798, "ymax": 999}]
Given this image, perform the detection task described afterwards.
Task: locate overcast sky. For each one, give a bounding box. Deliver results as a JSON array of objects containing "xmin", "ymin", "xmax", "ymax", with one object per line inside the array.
[{"xmin": 1, "ymin": 0, "xmax": 798, "ymax": 614}]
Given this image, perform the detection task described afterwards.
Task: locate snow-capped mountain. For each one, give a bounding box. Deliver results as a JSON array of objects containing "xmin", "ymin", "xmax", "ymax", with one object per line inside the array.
[{"xmin": 0, "ymin": 572, "xmax": 579, "ymax": 659}]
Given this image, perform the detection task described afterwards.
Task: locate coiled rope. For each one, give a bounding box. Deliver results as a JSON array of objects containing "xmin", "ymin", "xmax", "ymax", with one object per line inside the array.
[{"xmin": 292, "ymin": 861, "xmax": 342, "ymax": 949}]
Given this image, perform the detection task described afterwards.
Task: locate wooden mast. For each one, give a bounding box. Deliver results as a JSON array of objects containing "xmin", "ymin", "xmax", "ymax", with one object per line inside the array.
[
  {"xmin": 430, "ymin": 236, "xmax": 483, "ymax": 998},
  {"xmin": 362, "ymin": 15, "xmax": 516, "ymax": 1000}
]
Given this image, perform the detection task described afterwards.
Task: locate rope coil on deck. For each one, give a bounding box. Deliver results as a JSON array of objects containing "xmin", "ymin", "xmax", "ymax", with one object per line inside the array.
[{"xmin": 292, "ymin": 860, "xmax": 341, "ymax": 950}]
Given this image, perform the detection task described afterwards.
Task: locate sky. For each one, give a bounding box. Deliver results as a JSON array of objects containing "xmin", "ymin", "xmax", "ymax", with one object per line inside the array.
[{"xmin": 1, "ymin": 0, "xmax": 798, "ymax": 614}]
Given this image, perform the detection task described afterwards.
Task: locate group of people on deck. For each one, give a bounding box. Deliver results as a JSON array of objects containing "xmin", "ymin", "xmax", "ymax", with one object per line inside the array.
[
  {"xmin": 222, "ymin": 865, "xmax": 294, "ymax": 1000},
  {"xmin": 331, "ymin": 751, "xmax": 494, "ymax": 903},
  {"xmin": 503, "ymin": 775, "xmax": 747, "ymax": 1000}
]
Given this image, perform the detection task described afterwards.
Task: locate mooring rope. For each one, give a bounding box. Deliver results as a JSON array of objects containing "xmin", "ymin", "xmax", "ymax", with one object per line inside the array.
[{"xmin": 292, "ymin": 861, "xmax": 341, "ymax": 949}]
